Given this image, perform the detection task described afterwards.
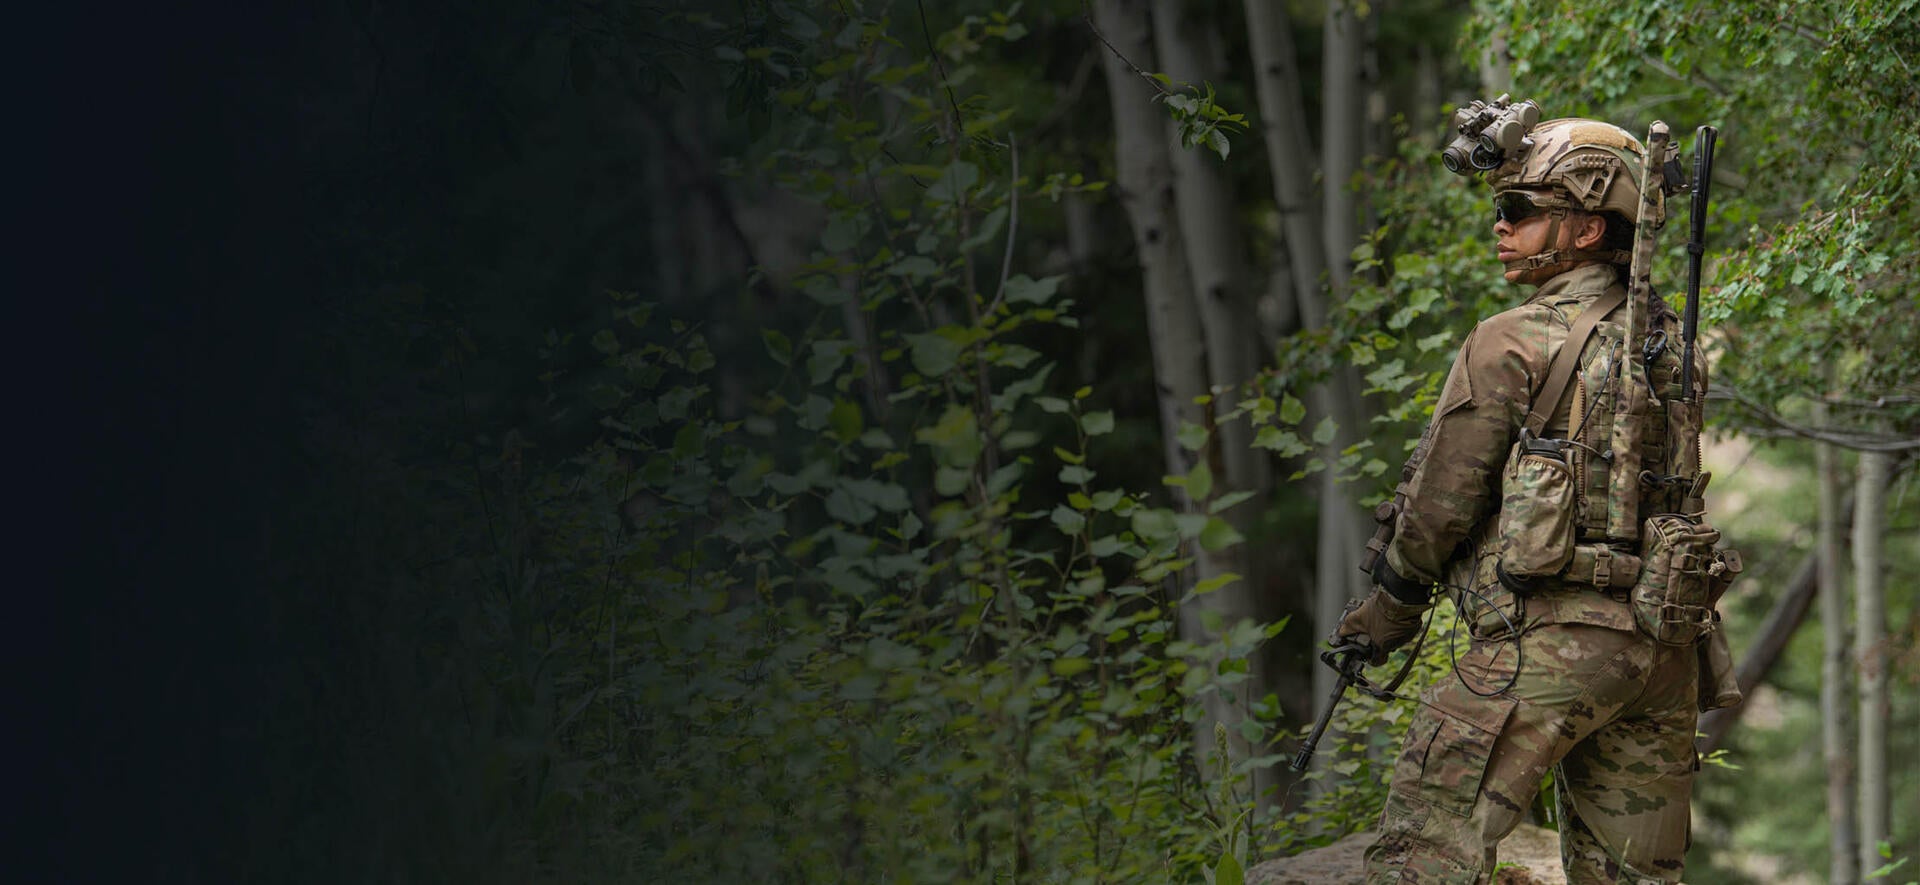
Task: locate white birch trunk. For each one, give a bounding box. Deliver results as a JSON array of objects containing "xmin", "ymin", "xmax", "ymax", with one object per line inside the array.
[
  {"xmin": 1249, "ymin": 0, "xmax": 1374, "ymax": 720},
  {"xmin": 1321, "ymin": 0, "xmax": 1362, "ymax": 291},
  {"xmin": 1312, "ymin": 0, "xmax": 1377, "ymax": 707},
  {"xmin": 1854, "ymin": 448, "xmax": 1892, "ymax": 875},
  {"xmin": 1816, "ymin": 392, "xmax": 1859, "ymax": 885},
  {"xmin": 1095, "ymin": 0, "xmax": 1255, "ymax": 780},
  {"xmin": 1479, "ymin": 18, "xmax": 1512, "ymax": 96},
  {"xmin": 1149, "ymin": 0, "xmax": 1271, "ymax": 509}
]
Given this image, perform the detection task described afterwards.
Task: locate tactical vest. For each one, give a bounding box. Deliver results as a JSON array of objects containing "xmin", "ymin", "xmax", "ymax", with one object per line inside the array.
[{"xmin": 1364, "ymin": 278, "xmax": 1741, "ymax": 643}]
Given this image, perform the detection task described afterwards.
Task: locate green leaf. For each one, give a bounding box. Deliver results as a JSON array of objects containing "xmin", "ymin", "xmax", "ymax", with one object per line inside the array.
[
  {"xmin": 1051, "ymin": 505, "xmax": 1087, "ymax": 534},
  {"xmin": 1059, "ymin": 465, "xmax": 1095, "ymax": 484},
  {"xmin": 1193, "ymin": 572, "xmax": 1241, "ymax": 595},
  {"xmin": 1199, "ymin": 517, "xmax": 1245, "ymax": 552},
  {"xmin": 672, "ymin": 422, "xmax": 703, "ymax": 459},
  {"xmin": 1004, "ymin": 273, "xmax": 1063, "ymax": 304},
  {"xmin": 1131, "ymin": 508, "xmax": 1179, "ymax": 543},
  {"xmin": 934, "ymin": 466, "xmax": 970, "ymax": 496},
  {"xmin": 915, "ymin": 404, "xmax": 982, "ymax": 469},
  {"xmin": 1053, "ymin": 446, "xmax": 1085, "ymax": 465},
  {"xmin": 905, "ymin": 332, "xmax": 960, "ymax": 376},
  {"xmin": 1035, "ymin": 396, "xmax": 1072, "ymax": 414},
  {"xmin": 992, "ymin": 344, "xmax": 1042, "ymax": 369},
  {"xmin": 822, "ymin": 213, "xmax": 867, "ymax": 251},
  {"xmin": 808, "ymin": 340, "xmax": 851, "ymax": 384},
  {"xmin": 1051, "ymin": 656, "xmax": 1093, "ymax": 677},
  {"xmin": 888, "ymin": 255, "xmax": 940, "ymax": 280},
  {"xmin": 1177, "ymin": 421, "xmax": 1210, "ymax": 451},
  {"xmin": 926, "ymin": 161, "xmax": 980, "ymax": 203},
  {"xmin": 761, "ymin": 328, "xmax": 792, "ymax": 365},
  {"xmin": 1253, "ymin": 426, "xmax": 1309, "ymax": 457},
  {"xmin": 824, "ymin": 486, "xmax": 878, "ymax": 525},
  {"xmin": 1186, "ymin": 461, "xmax": 1213, "ymax": 500},
  {"xmin": 1211, "ymin": 851, "xmax": 1245, "ymax": 885},
  {"xmin": 1209, "ymin": 490, "xmax": 1256, "ymax": 514},
  {"xmin": 592, "ymin": 329, "xmax": 621, "ymax": 355},
  {"xmin": 1312, "ymin": 416, "xmax": 1337, "ymax": 446},
  {"xmin": 829, "ymin": 398, "xmax": 863, "ymax": 443},
  {"xmin": 1280, "ymin": 394, "xmax": 1306, "ymax": 424},
  {"xmin": 802, "ymin": 275, "xmax": 851, "ymax": 306},
  {"xmin": 1080, "ymin": 411, "xmax": 1115, "ymax": 435}
]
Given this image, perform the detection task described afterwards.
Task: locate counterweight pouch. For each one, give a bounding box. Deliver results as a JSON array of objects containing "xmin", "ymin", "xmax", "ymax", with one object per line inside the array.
[
  {"xmin": 1630, "ymin": 512, "xmax": 1733, "ymax": 645},
  {"xmin": 1496, "ymin": 431, "xmax": 1578, "ymax": 589}
]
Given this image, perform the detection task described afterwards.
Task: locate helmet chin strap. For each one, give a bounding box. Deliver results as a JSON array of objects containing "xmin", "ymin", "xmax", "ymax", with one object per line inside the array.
[{"xmin": 1502, "ymin": 207, "xmax": 1632, "ymax": 274}]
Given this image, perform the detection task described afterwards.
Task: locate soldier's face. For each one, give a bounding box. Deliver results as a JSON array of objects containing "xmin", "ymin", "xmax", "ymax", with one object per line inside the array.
[
  {"xmin": 1495, "ymin": 205, "xmax": 1605, "ymax": 285},
  {"xmin": 1494, "ymin": 212, "xmax": 1567, "ymax": 283}
]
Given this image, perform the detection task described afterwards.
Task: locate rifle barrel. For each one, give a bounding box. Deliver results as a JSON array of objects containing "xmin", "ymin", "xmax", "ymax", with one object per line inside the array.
[
  {"xmin": 1291, "ymin": 676, "xmax": 1353, "ymax": 772},
  {"xmin": 1681, "ymin": 125, "xmax": 1717, "ymax": 401}
]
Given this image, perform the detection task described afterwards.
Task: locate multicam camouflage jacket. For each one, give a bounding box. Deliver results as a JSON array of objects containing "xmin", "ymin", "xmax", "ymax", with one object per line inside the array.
[{"xmin": 1384, "ymin": 263, "xmax": 1704, "ymax": 631}]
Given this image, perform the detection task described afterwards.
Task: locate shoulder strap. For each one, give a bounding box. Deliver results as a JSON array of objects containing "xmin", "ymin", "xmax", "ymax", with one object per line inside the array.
[{"xmin": 1524, "ymin": 285, "xmax": 1627, "ymax": 437}]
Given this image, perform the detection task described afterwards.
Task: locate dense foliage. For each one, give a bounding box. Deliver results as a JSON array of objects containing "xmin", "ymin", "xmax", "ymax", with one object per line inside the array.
[{"xmin": 238, "ymin": 0, "xmax": 1916, "ymax": 882}]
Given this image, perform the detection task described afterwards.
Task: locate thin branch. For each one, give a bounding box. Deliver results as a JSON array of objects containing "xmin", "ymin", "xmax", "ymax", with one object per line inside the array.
[
  {"xmin": 1032, "ymin": 47, "xmax": 1099, "ymax": 141},
  {"xmin": 1081, "ymin": 0, "xmax": 1175, "ymax": 97},
  {"xmin": 1710, "ymin": 386, "xmax": 1920, "ymax": 452},
  {"xmin": 989, "ymin": 132, "xmax": 1020, "ymax": 313},
  {"xmin": 915, "ymin": 0, "xmax": 966, "ymax": 141}
]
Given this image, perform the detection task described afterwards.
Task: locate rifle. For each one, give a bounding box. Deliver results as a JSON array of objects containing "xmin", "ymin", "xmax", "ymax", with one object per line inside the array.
[
  {"xmin": 1290, "ymin": 641, "xmax": 1399, "ymax": 772},
  {"xmin": 1681, "ymin": 125, "xmax": 1718, "ymax": 402}
]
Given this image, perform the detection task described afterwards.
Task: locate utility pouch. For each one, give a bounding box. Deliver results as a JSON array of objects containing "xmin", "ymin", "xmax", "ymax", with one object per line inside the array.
[
  {"xmin": 1630, "ymin": 513, "xmax": 1729, "ymax": 645},
  {"xmin": 1495, "ymin": 431, "xmax": 1578, "ymax": 590}
]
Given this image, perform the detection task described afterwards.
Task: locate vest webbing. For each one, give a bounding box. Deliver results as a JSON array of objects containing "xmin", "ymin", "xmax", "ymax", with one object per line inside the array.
[{"xmin": 1523, "ymin": 285, "xmax": 1627, "ymax": 438}]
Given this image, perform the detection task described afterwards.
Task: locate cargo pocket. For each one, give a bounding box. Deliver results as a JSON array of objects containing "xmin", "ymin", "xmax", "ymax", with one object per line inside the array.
[{"xmin": 1395, "ymin": 695, "xmax": 1519, "ymax": 817}]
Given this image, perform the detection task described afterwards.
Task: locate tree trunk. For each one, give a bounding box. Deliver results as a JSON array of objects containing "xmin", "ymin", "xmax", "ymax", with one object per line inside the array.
[
  {"xmin": 1309, "ymin": 0, "xmax": 1377, "ymax": 714},
  {"xmin": 1817, "ymin": 392, "xmax": 1860, "ymax": 884},
  {"xmin": 1479, "ymin": 18, "xmax": 1512, "ymax": 96},
  {"xmin": 1854, "ymin": 447, "xmax": 1892, "ymax": 875},
  {"xmin": 1245, "ymin": 0, "xmax": 1327, "ymax": 329},
  {"xmin": 1094, "ymin": 0, "xmax": 1258, "ymax": 784},
  {"xmin": 1149, "ymin": 0, "xmax": 1271, "ymax": 509},
  {"xmin": 1320, "ymin": 0, "xmax": 1363, "ymax": 292},
  {"xmin": 1243, "ymin": 0, "xmax": 1338, "ymax": 759},
  {"xmin": 1697, "ymin": 490, "xmax": 1854, "ymax": 755}
]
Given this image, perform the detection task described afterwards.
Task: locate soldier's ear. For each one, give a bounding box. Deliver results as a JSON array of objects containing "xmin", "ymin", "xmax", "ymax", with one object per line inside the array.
[{"xmin": 1572, "ymin": 212, "xmax": 1607, "ymax": 250}]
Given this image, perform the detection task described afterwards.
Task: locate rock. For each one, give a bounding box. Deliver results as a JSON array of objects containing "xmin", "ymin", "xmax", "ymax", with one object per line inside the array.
[{"xmin": 1245, "ymin": 823, "xmax": 1568, "ymax": 885}]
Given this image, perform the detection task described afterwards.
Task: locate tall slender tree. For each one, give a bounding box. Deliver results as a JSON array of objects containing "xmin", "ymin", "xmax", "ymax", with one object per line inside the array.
[
  {"xmin": 1854, "ymin": 447, "xmax": 1893, "ymax": 875},
  {"xmin": 1816, "ymin": 390, "xmax": 1860, "ymax": 885},
  {"xmin": 1093, "ymin": 0, "xmax": 1266, "ymax": 778}
]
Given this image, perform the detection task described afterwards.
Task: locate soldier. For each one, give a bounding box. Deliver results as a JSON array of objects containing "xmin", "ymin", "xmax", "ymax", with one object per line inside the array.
[{"xmin": 1335, "ymin": 116, "xmax": 1725, "ymax": 883}]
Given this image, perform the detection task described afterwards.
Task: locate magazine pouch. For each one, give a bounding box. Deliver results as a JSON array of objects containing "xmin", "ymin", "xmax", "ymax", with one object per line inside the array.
[{"xmin": 1495, "ymin": 430, "xmax": 1578, "ymax": 591}]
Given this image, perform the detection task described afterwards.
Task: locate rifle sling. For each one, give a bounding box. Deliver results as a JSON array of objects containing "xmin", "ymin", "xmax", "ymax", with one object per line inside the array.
[{"xmin": 1524, "ymin": 285, "xmax": 1627, "ymax": 438}]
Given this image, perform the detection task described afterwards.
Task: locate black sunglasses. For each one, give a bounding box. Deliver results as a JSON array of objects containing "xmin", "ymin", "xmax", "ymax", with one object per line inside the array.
[{"xmin": 1494, "ymin": 190, "xmax": 1562, "ymax": 225}]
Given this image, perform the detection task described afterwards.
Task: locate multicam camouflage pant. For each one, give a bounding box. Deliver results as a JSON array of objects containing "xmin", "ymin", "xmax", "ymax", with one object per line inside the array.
[{"xmin": 1364, "ymin": 623, "xmax": 1700, "ymax": 884}]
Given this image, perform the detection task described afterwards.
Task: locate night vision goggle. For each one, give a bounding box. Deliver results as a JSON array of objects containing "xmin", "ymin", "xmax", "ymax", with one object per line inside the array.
[{"xmin": 1441, "ymin": 94, "xmax": 1541, "ymax": 175}]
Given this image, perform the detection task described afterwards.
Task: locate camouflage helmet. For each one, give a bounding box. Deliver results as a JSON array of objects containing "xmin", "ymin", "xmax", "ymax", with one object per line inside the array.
[{"xmin": 1486, "ymin": 118, "xmax": 1661, "ymax": 227}]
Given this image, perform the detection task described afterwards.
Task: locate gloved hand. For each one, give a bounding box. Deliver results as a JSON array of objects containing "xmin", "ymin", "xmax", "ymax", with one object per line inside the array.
[{"xmin": 1333, "ymin": 588, "xmax": 1432, "ymax": 666}]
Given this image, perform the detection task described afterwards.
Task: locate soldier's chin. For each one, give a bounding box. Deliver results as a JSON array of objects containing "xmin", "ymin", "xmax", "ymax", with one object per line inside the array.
[{"xmin": 1504, "ymin": 263, "xmax": 1562, "ymax": 286}]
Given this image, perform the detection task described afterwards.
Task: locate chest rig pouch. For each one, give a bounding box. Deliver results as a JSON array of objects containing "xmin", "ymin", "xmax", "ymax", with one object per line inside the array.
[{"xmin": 1493, "ymin": 287, "xmax": 1624, "ymax": 591}]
